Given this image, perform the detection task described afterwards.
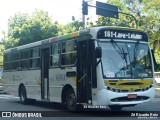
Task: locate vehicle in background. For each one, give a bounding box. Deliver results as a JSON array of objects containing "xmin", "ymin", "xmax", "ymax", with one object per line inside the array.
[
  {"xmin": 0, "ymin": 63, "xmax": 3, "ymax": 91},
  {"xmin": 155, "ymin": 72, "xmax": 160, "ymax": 86}
]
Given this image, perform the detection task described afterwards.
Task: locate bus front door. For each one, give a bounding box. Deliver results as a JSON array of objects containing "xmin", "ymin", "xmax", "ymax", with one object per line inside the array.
[
  {"xmin": 77, "ymin": 40, "xmax": 93, "ymax": 104},
  {"xmin": 41, "ymin": 48, "xmax": 49, "ymax": 100}
]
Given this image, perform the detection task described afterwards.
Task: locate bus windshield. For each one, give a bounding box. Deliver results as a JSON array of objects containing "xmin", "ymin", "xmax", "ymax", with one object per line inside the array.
[{"xmin": 99, "ymin": 41, "xmax": 153, "ymax": 79}]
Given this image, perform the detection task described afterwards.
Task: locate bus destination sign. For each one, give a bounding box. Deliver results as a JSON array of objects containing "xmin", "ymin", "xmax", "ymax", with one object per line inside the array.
[{"xmin": 97, "ymin": 29, "xmax": 148, "ymax": 42}]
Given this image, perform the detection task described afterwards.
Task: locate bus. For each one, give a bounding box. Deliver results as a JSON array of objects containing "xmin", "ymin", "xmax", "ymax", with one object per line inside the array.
[{"xmin": 3, "ymin": 26, "xmax": 155, "ymax": 111}]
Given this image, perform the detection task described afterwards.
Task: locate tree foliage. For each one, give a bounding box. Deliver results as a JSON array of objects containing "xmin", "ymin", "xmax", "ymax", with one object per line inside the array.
[
  {"xmin": 0, "ymin": 45, "xmax": 4, "ymax": 63},
  {"xmin": 96, "ymin": 0, "xmax": 146, "ymax": 29},
  {"xmin": 141, "ymin": 0, "xmax": 160, "ymax": 64},
  {"xmin": 3, "ymin": 9, "xmax": 59, "ymax": 49},
  {"xmin": 63, "ymin": 21, "xmax": 83, "ymax": 34},
  {"xmin": 96, "ymin": 0, "xmax": 135, "ymax": 27}
]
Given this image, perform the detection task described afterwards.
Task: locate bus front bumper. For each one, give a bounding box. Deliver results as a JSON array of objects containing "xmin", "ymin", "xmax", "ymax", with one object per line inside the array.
[{"xmin": 96, "ymin": 87, "xmax": 155, "ymax": 106}]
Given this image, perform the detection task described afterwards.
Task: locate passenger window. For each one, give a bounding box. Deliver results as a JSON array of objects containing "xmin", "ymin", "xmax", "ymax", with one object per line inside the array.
[
  {"xmin": 30, "ymin": 48, "xmax": 39, "ymax": 58},
  {"xmin": 21, "ymin": 50, "xmax": 30, "ymax": 59},
  {"xmin": 30, "ymin": 48, "xmax": 40, "ymax": 68},
  {"xmin": 12, "ymin": 52, "xmax": 19, "ymax": 61},
  {"xmin": 61, "ymin": 40, "xmax": 77, "ymax": 66},
  {"xmin": 20, "ymin": 60, "xmax": 29, "ymax": 69},
  {"xmin": 11, "ymin": 52, "xmax": 20, "ymax": 70},
  {"xmin": 4, "ymin": 54, "xmax": 11, "ymax": 71},
  {"xmin": 11, "ymin": 62, "xmax": 19, "ymax": 70},
  {"xmin": 50, "ymin": 43, "xmax": 60, "ymax": 67},
  {"xmin": 20, "ymin": 50, "xmax": 30, "ymax": 70}
]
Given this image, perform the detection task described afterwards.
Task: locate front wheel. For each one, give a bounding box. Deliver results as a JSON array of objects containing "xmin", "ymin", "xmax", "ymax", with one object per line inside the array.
[
  {"xmin": 65, "ymin": 89, "xmax": 77, "ymax": 111},
  {"xmin": 19, "ymin": 86, "xmax": 28, "ymax": 104}
]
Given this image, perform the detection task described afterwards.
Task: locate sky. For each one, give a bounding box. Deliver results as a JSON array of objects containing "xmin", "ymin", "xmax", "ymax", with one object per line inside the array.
[{"xmin": 0, "ymin": 0, "xmax": 106, "ymax": 39}]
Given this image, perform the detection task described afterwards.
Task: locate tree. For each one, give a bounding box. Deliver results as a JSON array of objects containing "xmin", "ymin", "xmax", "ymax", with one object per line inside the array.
[
  {"xmin": 95, "ymin": 0, "xmax": 135, "ymax": 27},
  {"xmin": 0, "ymin": 45, "xmax": 4, "ymax": 63},
  {"xmin": 63, "ymin": 20, "xmax": 83, "ymax": 34},
  {"xmin": 3, "ymin": 9, "xmax": 59, "ymax": 49},
  {"xmin": 141, "ymin": 0, "xmax": 160, "ymax": 64}
]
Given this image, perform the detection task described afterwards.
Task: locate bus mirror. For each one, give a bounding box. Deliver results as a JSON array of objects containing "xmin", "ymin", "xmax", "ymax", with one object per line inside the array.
[{"xmin": 96, "ymin": 47, "xmax": 102, "ymax": 58}]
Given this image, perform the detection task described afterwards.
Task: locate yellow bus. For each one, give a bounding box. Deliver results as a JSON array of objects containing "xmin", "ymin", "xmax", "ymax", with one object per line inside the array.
[{"xmin": 3, "ymin": 26, "xmax": 155, "ymax": 111}]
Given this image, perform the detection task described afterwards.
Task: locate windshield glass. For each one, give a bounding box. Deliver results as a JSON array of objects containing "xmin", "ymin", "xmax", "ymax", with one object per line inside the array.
[{"xmin": 99, "ymin": 41, "xmax": 153, "ymax": 79}]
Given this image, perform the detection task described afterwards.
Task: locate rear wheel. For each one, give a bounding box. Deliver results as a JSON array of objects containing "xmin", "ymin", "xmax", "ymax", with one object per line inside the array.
[
  {"xmin": 65, "ymin": 89, "xmax": 77, "ymax": 111},
  {"xmin": 19, "ymin": 86, "xmax": 28, "ymax": 104}
]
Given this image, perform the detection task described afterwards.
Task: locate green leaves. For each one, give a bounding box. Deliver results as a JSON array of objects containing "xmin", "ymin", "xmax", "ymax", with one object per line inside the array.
[
  {"xmin": 141, "ymin": 0, "xmax": 160, "ymax": 65},
  {"xmin": 3, "ymin": 10, "xmax": 59, "ymax": 49}
]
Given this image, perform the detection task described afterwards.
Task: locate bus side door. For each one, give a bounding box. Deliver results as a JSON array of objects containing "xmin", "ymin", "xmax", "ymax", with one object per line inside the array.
[
  {"xmin": 41, "ymin": 48, "xmax": 50, "ymax": 100},
  {"xmin": 77, "ymin": 40, "xmax": 96, "ymax": 104}
]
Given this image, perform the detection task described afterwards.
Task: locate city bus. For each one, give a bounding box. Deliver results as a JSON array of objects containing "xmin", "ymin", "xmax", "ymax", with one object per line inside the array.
[{"xmin": 3, "ymin": 26, "xmax": 155, "ymax": 111}]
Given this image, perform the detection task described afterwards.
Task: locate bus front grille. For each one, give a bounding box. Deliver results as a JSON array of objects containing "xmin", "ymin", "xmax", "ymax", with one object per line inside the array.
[{"xmin": 111, "ymin": 96, "xmax": 149, "ymax": 102}]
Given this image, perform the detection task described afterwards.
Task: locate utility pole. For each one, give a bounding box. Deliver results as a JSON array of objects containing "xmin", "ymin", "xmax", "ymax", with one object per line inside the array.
[{"xmin": 82, "ymin": 11, "xmax": 85, "ymax": 29}]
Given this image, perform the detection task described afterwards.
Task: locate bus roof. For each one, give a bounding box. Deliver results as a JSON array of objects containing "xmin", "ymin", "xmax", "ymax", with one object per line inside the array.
[
  {"xmin": 4, "ymin": 26, "xmax": 147, "ymax": 53},
  {"xmin": 4, "ymin": 31, "xmax": 79, "ymax": 53},
  {"xmin": 90, "ymin": 26, "xmax": 145, "ymax": 32}
]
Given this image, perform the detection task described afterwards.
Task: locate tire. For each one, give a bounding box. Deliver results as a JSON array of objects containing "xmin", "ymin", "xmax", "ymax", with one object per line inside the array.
[
  {"xmin": 65, "ymin": 89, "xmax": 77, "ymax": 111},
  {"xmin": 19, "ymin": 86, "xmax": 28, "ymax": 105},
  {"xmin": 109, "ymin": 105, "xmax": 123, "ymax": 111}
]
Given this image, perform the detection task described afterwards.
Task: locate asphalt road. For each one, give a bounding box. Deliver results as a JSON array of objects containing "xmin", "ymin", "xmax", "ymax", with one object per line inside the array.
[{"xmin": 0, "ymin": 89, "xmax": 160, "ymax": 120}]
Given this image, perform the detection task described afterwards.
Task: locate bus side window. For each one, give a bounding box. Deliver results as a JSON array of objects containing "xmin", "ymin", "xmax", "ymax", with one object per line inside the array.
[
  {"xmin": 11, "ymin": 52, "xmax": 20, "ymax": 70},
  {"xmin": 50, "ymin": 43, "xmax": 60, "ymax": 67},
  {"xmin": 30, "ymin": 48, "xmax": 40, "ymax": 68},
  {"xmin": 20, "ymin": 50, "xmax": 30, "ymax": 70},
  {"xmin": 61, "ymin": 39, "xmax": 77, "ymax": 66},
  {"xmin": 4, "ymin": 54, "xmax": 11, "ymax": 71}
]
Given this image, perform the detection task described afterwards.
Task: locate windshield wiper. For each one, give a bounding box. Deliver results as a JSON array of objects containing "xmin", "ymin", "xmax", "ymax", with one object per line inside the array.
[
  {"xmin": 110, "ymin": 39, "xmax": 128, "ymax": 69},
  {"xmin": 110, "ymin": 39, "xmax": 123, "ymax": 58},
  {"xmin": 121, "ymin": 47, "xmax": 128, "ymax": 70}
]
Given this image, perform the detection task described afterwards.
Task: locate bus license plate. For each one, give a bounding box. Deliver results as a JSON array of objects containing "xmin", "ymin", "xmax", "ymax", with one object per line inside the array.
[{"xmin": 128, "ymin": 94, "xmax": 137, "ymax": 99}]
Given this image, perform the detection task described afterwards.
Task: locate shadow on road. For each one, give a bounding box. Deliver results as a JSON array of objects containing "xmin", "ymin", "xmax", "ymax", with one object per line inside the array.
[{"xmin": 10, "ymin": 99, "xmax": 134, "ymax": 117}]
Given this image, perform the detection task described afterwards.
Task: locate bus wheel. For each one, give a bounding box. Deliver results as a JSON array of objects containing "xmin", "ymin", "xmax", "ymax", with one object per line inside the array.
[
  {"xmin": 109, "ymin": 105, "xmax": 123, "ymax": 111},
  {"xmin": 20, "ymin": 86, "xmax": 28, "ymax": 104},
  {"xmin": 65, "ymin": 89, "xmax": 77, "ymax": 111}
]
